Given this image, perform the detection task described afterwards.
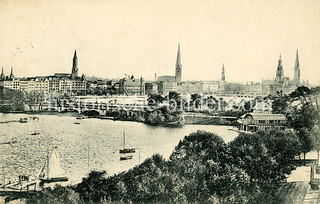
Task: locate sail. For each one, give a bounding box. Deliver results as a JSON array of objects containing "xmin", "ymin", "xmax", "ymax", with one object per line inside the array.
[
  {"xmin": 38, "ymin": 163, "xmax": 46, "ymax": 179},
  {"xmin": 47, "ymin": 150, "xmax": 66, "ymax": 179}
]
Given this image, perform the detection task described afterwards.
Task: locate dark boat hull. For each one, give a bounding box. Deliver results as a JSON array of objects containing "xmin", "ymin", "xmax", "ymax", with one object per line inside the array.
[
  {"xmin": 40, "ymin": 177, "xmax": 68, "ymax": 183},
  {"xmin": 120, "ymin": 155, "xmax": 133, "ymax": 161},
  {"xmin": 119, "ymin": 149, "xmax": 135, "ymax": 154}
]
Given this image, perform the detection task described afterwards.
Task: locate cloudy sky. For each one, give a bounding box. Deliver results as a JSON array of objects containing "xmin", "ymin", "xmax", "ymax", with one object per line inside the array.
[{"xmin": 0, "ymin": 0, "xmax": 320, "ymax": 85}]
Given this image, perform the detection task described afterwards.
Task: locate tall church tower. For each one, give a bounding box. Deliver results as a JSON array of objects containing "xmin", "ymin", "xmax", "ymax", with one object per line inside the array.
[
  {"xmin": 221, "ymin": 63, "xmax": 225, "ymax": 82},
  {"xmin": 9, "ymin": 66, "xmax": 14, "ymax": 79},
  {"xmin": 71, "ymin": 50, "xmax": 78, "ymax": 79},
  {"xmin": 275, "ymin": 54, "xmax": 284, "ymax": 82},
  {"xmin": 293, "ymin": 50, "xmax": 300, "ymax": 86},
  {"xmin": 0, "ymin": 67, "xmax": 4, "ymax": 80},
  {"xmin": 175, "ymin": 43, "xmax": 182, "ymax": 83}
]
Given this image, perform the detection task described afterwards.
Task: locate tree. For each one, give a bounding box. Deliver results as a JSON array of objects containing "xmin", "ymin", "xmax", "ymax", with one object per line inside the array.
[
  {"xmin": 229, "ymin": 130, "xmax": 301, "ymax": 202},
  {"xmin": 264, "ymin": 92, "xmax": 290, "ymax": 114},
  {"xmin": 311, "ymin": 125, "xmax": 320, "ymax": 164},
  {"xmin": 75, "ymin": 170, "xmax": 108, "ymax": 202},
  {"xmin": 190, "ymin": 93, "xmax": 202, "ymax": 110},
  {"xmin": 165, "ymin": 91, "xmax": 183, "ymax": 111},
  {"xmin": 147, "ymin": 94, "xmax": 164, "ymax": 106},
  {"xmin": 26, "ymin": 185, "xmax": 81, "ymax": 204},
  {"xmin": 289, "ymin": 86, "xmax": 312, "ymax": 105}
]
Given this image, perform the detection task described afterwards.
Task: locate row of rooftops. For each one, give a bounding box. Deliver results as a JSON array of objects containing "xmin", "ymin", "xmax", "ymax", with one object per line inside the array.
[{"xmin": 0, "ymin": 73, "xmax": 86, "ymax": 82}]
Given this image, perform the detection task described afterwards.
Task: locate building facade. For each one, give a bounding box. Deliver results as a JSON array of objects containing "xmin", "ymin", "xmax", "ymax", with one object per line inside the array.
[
  {"xmin": 0, "ymin": 50, "xmax": 86, "ymax": 95},
  {"xmin": 145, "ymin": 82, "xmax": 158, "ymax": 95},
  {"xmin": 158, "ymin": 81, "xmax": 178, "ymax": 95},
  {"xmin": 119, "ymin": 76, "xmax": 145, "ymax": 96},
  {"xmin": 238, "ymin": 112, "xmax": 287, "ymax": 132}
]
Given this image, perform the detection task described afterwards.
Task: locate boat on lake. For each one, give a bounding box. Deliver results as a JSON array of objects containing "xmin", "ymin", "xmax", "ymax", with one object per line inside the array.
[
  {"xmin": 76, "ymin": 115, "xmax": 87, "ymax": 120},
  {"xmin": 19, "ymin": 117, "xmax": 28, "ymax": 123},
  {"xmin": 120, "ymin": 155, "xmax": 133, "ymax": 161},
  {"xmin": 38, "ymin": 148, "xmax": 68, "ymax": 183},
  {"xmin": 19, "ymin": 117, "xmax": 40, "ymax": 123},
  {"xmin": 119, "ymin": 131, "xmax": 135, "ymax": 154}
]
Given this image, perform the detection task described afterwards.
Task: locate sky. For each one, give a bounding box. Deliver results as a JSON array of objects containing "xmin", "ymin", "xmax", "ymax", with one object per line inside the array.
[{"xmin": 0, "ymin": 0, "xmax": 320, "ymax": 85}]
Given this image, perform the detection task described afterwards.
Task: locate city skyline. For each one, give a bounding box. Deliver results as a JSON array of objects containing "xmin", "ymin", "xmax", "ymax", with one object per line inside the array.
[{"xmin": 0, "ymin": 0, "xmax": 320, "ymax": 85}]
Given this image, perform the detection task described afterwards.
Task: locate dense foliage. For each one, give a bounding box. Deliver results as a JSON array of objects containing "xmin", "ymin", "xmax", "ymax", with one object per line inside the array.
[
  {"xmin": 0, "ymin": 87, "xmax": 25, "ymax": 112},
  {"xmin": 71, "ymin": 130, "xmax": 301, "ymax": 203},
  {"xmin": 25, "ymin": 185, "xmax": 81, "ymax": 204}
]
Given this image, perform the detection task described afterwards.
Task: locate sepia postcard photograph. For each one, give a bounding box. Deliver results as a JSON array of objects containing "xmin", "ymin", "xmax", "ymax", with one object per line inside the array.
[{"xmin": 0, "ymin": 0, "xmax": 320, "ymax": 203}]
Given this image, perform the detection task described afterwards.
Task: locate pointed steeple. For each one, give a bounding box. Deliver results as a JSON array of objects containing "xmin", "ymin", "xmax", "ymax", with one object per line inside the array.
[
  {"xmin": 176, "ymin": 43, "xmax": 181, "ymax": 66},
  {"xmin": 175, "ymin": 43, "xmax": 182, "ymax": 83},
  {"xmin": 293, "ymin": 49, "xmax": 300, "ymax": 85},
  {"xmin": 295, "ymin": 50, "xmax": 299, "ymax": 66},
  {"xmin": 276, "ymin": 54, "xmax": 283, "ymax": 82},
  {"xmin": 0, "ymin": 67, "xmax": 4, "ymax": 80},
  {"xmin": 71, "ymin": 49, "xmax": 78, "ymax": 79},
  {"xmin": 9, "ymin": 66, "xmax": 14, "ymax": 79},
  {"xmin": 221, "ymin": 63, "xmax": 225, "ymax": 81}
]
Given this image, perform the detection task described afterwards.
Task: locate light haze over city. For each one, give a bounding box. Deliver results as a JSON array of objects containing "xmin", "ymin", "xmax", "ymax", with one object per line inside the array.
[{"xmin": 0, "ymin": 0, "xmax": 320, "ymax": 85}]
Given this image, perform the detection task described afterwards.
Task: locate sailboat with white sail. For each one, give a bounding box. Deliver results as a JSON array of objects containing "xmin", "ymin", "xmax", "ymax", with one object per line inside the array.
[{"xmin": 38, "ymin": 148, "xmax": 68, "ymax": 183}]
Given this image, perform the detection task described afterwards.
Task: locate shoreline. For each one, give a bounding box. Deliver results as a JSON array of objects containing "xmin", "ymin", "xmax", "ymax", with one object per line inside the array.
[{"xmin": 0, "ymin": 111, "xmax": 238, "ymax": 127}]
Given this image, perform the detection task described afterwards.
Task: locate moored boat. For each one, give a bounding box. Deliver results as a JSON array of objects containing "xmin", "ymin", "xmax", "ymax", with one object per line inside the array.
[
  {"xmin": 120, "ymin": 155, "xmax": 133, "ymax": 161},
  {"xmin": 19, "ymin": 118, "xmax": 28, "ymax": 123},
  {"xmin": 38, "ymin": 148, "xmax": 69, "ymax": 183},
  {"xmin": 119, "ymin": 131, "xmax": 136, "ymax": 154},
  {"xmin": 119, "ymin": 148, "xmax": 136, "ymax": 154}
]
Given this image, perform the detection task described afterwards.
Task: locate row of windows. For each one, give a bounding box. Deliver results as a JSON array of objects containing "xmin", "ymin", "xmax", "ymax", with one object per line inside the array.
[{"xmin": 258, "ymin": 120, "xmax": 282, "ymax": 124}]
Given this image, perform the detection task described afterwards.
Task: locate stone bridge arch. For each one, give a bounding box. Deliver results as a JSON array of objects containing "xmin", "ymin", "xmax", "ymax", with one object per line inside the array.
[
  {"xmin": 43, "ymin": 107, "xmax": 59, "ymax": 112},
  {"xmin": 82, "ymin": 109, "xmax": 102, "ymax": 117}
]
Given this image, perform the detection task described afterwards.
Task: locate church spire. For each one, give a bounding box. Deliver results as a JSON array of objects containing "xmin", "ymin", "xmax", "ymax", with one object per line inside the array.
[
  {"xmin": 176, "ymin": 43, "xmax": 181, "ymax": 66},
  {"xmin": 275, "ymin": 54, "xmax": 283, "ymax": 82},
  {"xmin": 175, "ymin": 43, "xmax": 182, "ymax": 83},
  {"xmin": 9, "ymin": 66, "xmax": 14, "ymax": 79},
  {"xmin": 293, "ymin": 49, "xmax": 300, "ymax": 85},
  {"xmin": 0, "ymin": 67, "xmax": 4, "ymax": 80},
  {"xmin": 71, "ymin": 50, "xmax": 78, "ymax": 79},
  {"xmin": 221, "ymin": 63, "xmax": 225, "ymax": 81}
]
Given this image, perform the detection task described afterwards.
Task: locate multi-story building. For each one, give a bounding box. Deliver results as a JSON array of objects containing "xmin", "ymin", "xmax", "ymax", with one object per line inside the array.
[
  {"xmin": 158, "ymin": 81, "xmax": 178, "ymax": 95},
  {"xmin": 145, "ymin": 82, "xmax": 158, "ymax": 95},
  {"xmin": 0, "ymin": 50, "xmax": 86, "ymax": 95},
  {"xmin": 178, "ymin": 82, "xmax": 204, "ymax": 95},
  {"xmin": 119, "ymin": 76, "xmax": 145, "ymax": 96},
  {"xmin": 202, "ymin": 81, "xmax": 220, "ymax": 94}
]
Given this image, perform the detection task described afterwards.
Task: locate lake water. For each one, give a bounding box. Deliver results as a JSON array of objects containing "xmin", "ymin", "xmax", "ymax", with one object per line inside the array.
[{"xmin": 0, "ymin": 113, "xmax": 238, "ymax": 185}]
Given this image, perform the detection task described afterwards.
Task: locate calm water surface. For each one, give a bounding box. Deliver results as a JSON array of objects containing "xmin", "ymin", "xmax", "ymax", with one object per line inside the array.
[{"xmin": 0, "ymin": 113, "xmax": 238, "ymax": 184}]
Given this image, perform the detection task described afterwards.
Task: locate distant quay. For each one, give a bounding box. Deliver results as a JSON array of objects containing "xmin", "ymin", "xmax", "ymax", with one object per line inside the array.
[{"xmin": 0, "ymin": 109, "xmax": 238, "ymax": 127}]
